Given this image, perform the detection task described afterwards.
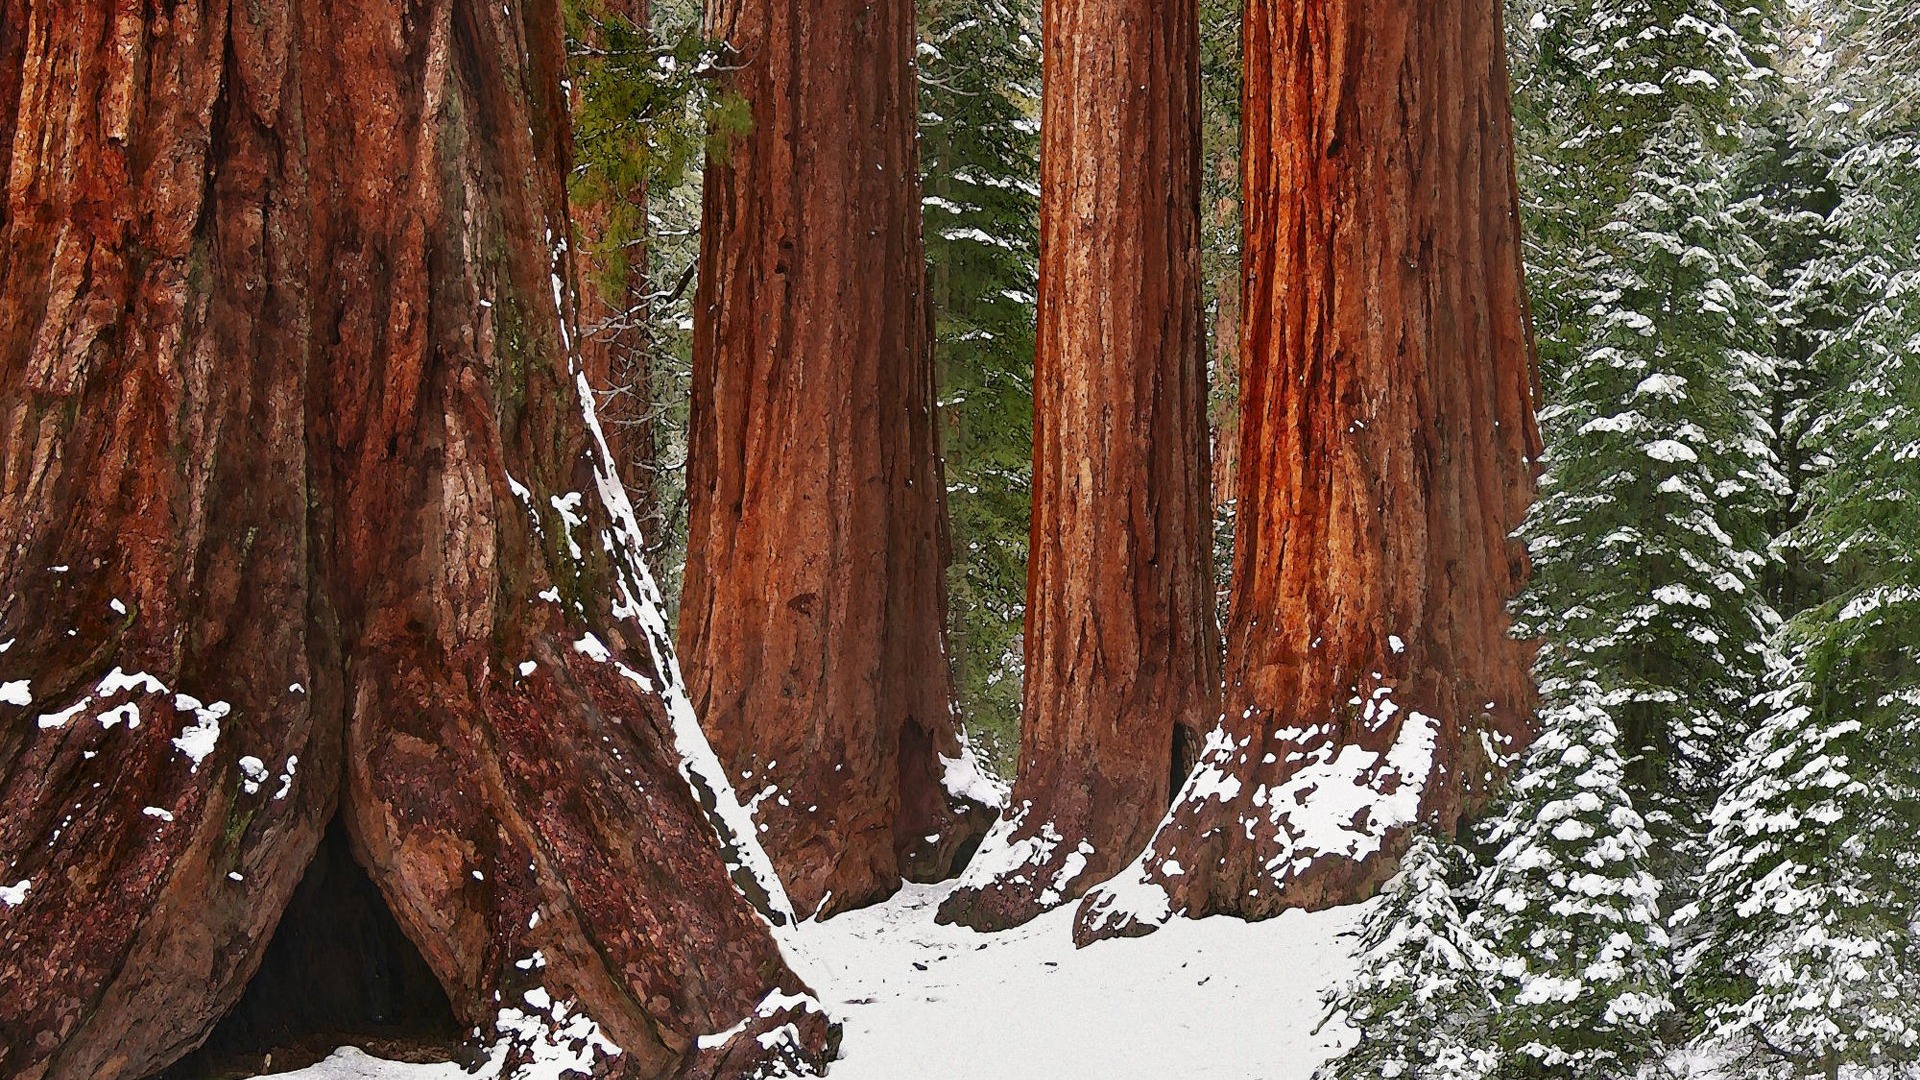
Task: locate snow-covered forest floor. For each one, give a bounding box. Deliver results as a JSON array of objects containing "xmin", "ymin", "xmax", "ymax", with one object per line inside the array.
[{"xmin": 240, "ymin": 882, "xmax": 1364, "ymax": 1080}]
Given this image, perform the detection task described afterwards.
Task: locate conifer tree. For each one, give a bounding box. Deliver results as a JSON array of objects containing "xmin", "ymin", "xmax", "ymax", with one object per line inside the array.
[
  {"xmin": 1316, "ymin": 833, "xmax": 1498, "ymax": 1080},
  {"xmin": 1680, "ymin": 5, "xmax": 1920, "ymax": 1072},
  {"xmin": 1682, "ymin": 668, "xmax": 1920, "ymax": 1075},
  {"xmin": 1475, "ymin": 689, "xmax": 1673, "ymax": 1077},
  {"xmin": 919, "ymin": 0, "xmax": 1042, "ymax": 770},
  {"xmin": 1510, "ymin": 0, "xmax": 1782, "ymax": 872}
]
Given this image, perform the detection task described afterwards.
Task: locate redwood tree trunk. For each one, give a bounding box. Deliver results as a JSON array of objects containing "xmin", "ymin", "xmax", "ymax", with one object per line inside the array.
[
  {"xmin": 0, "ymin": 3, "xmax": 832, "ymax": 1078},
  {"xmin": 683, "ymin": 0, "xmax": 996, "ymax": 919},
  {"xmin": 1077, "ymin": 0, "xmax": 1541, "ymax": 943},
  {"xmin": 936, "ymin": 0, "xmax": 1218, "ymax": 932}
]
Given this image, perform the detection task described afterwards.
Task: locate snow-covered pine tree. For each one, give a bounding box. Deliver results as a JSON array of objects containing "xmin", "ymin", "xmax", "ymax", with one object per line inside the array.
[
  {"xmin": 919, "ymin": 0, "xmax": 1042, "ymax": 771},
  {"xmin": 1474, "ymin": 687, "xmax": 1673, "ymax": 1077},
  {"xmin": 1510, "ymin": 0, "xmax": 1783, "ymax": 877},
  {"xmin": 1679, "ymin": 4, "xmax": 1920, "ymax": 1073},
  {"xmin": 1680, "ymin": 665, "xmax": 1920, "ymax": 1076},
  {"xmin": 1316, "ymin": 833, "xmax": 1498, "ymax": 1080},
  {"xmin": 1732, "ymin": 6, "xmax": 1847, "ymax": 621}
]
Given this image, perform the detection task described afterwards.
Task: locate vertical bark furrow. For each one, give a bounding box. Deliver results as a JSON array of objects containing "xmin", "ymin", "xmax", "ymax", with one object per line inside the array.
[
  {"xmin": 1076, "ymin": 0, "xmax": 1539, "ymax": 944},
  {"xmin": 936, "ymin": 0, "xmax": 1218, "ymax": 932}
]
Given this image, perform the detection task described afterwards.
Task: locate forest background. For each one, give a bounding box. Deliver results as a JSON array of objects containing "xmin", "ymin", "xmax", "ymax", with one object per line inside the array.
[{"xmin": 566, "ymin": 0, "xmax": 1920, "ymax": 1072}]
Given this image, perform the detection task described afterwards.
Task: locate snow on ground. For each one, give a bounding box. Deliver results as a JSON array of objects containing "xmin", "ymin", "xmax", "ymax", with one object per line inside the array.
[
  {"xmin": 777, "ymin": 881, "xmax": 1363, "ymax": 1080},
  {"xmin": 246, "ymin": 881, "xmax": 1363, "ymax": 1080}
]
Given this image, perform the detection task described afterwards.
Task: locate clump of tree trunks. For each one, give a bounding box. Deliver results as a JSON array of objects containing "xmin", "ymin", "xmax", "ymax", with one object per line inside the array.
[
  {"xmin": 1076, "ymin": 0, "xmax": 1542, "ymax": 942},
  {"xmin": 0, "ymin": 3, "xmax": 834, "ymax": 1078}
]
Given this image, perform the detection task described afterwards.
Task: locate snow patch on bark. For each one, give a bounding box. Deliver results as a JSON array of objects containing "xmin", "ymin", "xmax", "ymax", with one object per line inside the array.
[
  {"xmin": 0, "ymin": 879, "xmax": 29, "ymax": 907},
  {"xmin": 1080, "ymin": 701, "xmax": 1443, "ymax": 938},
  {"xmin": 952, "ymin": 803, "xmax": 1096, "ymax": 908},
  {"xmin": 489, "ymin": 984, "xmax": 621, "ymax": 1080},
  {"xmin": 238, "ymin": 756, "xmax": 269, "ymax": 794},
  {"xmin": 100, "ymin": 668, "xmax": 167, "ymax": 696},
  {"xmin": 170, "ymin": 694, "xmax": 231, "ymax": 770},
  {"xmin": 939, "ymin": 736, "xmax": 1006, "ymax": 809},
  {"xmin": 35, "ymin": 701, "xmax": 86, "ymax": 729},
  {"xmin": 1250, "ymin": 706, "xmax": 1441, "ymax": 878},
  {"xmin": 570, "ymin": 633, "xmax": 611, "ymax": 662},
  {"xmin": 696, "ymin": 987, "xmax": 830, "ymax": 1053},
  {"xmin": 11, "ymin": 663, "xmax": 243, "ymax": 775},
  {"xmin": 1075, "ymin": 857, "xmax": 1177, "ymax": 937},
  {"xmin": 1, "ymin": 680, "xmax": 30, "ymax": 706},
  {"xmin": 566, "ymin": 367, "xmax": 797, "ymax": 926}
]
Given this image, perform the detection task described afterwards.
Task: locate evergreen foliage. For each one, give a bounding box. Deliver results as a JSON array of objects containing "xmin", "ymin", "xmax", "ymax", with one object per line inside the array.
[
  {"xmin": 919, "ymin": 0, "xmax": 1042, "ymax": 772},
  {"xmin": 1510, "ymin": 0, "xmax": 1783, "ymax": 866},
  {"xmin": 1475, "ymin": 690, "xmax": 1673, "ymax": 1078},
  {"xmin": 1315, "ymin": 833, "xmax": 1498, "ymax": 1080},
  {"xmin": 563, "ymin": 0, "xmax": 728, "ymax": 289},
  {"xmin": 1680, "ymin": 5, "xmax": 1920, "ymax": 1073},
  {"xmin": 562, "ymin": 0, "xmax": 730, "ymax": 603},
  {"xmin": 1199, "ymin": 0, "xmax": 1242, "ymax": 608}
]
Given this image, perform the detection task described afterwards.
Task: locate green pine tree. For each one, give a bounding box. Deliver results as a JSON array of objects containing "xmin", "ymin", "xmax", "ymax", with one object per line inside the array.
[
  {"xmin": 1316, "ymin": 833, "xmax": 1499, "ymax": 1080},
  {"xmin": 918, "ymin": 0, "xmax": 1041, "ymax": 773},
  {"xmin": 1679, "ymin": 4, "xmax": 1920, "ymax": 1072},
  {"xmin": 1510, "ymin": 0, "xmax": 1783, "ymax": 875},
  {"xmin": 562, "ymin": 0, "xmax": 737, "ymax": 612},
  {"xmin": 1475, "ymin": 687, "xmax": 1674, "ymax": 1078}
]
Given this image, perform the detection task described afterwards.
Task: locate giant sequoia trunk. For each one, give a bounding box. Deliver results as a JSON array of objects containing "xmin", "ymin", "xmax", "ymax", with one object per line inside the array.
[
  {"xmin": 0, "ymin": 3, "xmax": 833, "ymax": 1078},
  {"xmin": 683, "ymin": 0, "xmax": 996, "ymax": 919},
  {"xmin": 1077, "ymin": 0, "xmax": 1542, "ymax": 943},
  {"xmin": 937, "ymin": 0, "xmax": 1218, "ymax": 932}
]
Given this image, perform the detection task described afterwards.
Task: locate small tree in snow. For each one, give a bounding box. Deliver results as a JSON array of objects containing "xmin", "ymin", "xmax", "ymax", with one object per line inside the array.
[
  {"xmin": 1475, "ymin": 687, "xmax": 1673, "ymax": 1078},
  {"xmin": 1316, "ymin": 832, "xmax": 1498, "ymax": 1080},
  {"xmin": 1680, "ymin": 672, "xmax": 1920, "ymax": 1077}
]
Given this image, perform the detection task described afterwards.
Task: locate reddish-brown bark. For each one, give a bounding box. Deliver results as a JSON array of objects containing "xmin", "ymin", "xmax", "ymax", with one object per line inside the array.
[
  {"xmin": 682, "ymin": 0, "xmax": 995, "ymax": 918},
  {"xmin": 936, "ymin": 0, "xmax": 1218, "ymax": 932},
  {"xmin": 0, "ymin": 3, "xmax": 832, "ymax": 1077},
  {"xmin": 1077, "ymin": 0, "xmax": 1541, "ymax": 943}
]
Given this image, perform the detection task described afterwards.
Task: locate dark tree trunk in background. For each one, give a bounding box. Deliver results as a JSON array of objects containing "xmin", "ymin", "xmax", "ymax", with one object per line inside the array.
[
  {"xmin": 684, "ymin": 0, "xmax": 995, "ymax": 919},
  {"xmin": 937, "ymin": 0, "xmax": 1217, "ymax": 932},
  {"xmin": 0, "ymin": 3, "xmax": 833, "ymax": 1078},
  {"xmin": 1077, "ymin": 0, "xmax": 1542, "ymax": 944}
]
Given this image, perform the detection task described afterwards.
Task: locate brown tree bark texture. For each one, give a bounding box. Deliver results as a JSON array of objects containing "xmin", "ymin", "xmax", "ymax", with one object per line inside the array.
[
  {"xmin": 683, "ymin": 0, "xmax": 995, "ymax": 919},
  {"xmin": 1077, "ymin": 0, "xmax": 1541, "ymax": 943},
  {"xmin": 936, "ymin": 0, "xmax": 1219, "ymax": 932},
  {"xmin": 0, "ymin": 3, "xmax": 832, "ymax": 1077}
]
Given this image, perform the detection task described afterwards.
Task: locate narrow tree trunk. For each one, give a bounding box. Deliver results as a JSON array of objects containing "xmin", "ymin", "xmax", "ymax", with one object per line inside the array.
[
  {"xmin": 1077, "ymin": 0, "xmax": 1541, "ymax": 943},
  {"xmin": 0, "ymin": 3, "xmax": 833, "ymax": 1077},
  {"xmin": 684, "ymin": 0, "xmax": 996, "ymax": 918},
  {"xmin": 936, "ymin": 0, "xmax": 1217, "ymax": 932},
  {"xmin": 1209, "ymin": 185, "xmax": 1242, "ymax": 520}
]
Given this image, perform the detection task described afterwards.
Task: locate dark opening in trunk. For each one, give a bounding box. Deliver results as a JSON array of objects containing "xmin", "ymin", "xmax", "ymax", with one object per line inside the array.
[{"xmin": 152, "ymin": 815, "xmax": 463, "ymax": 1079}]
